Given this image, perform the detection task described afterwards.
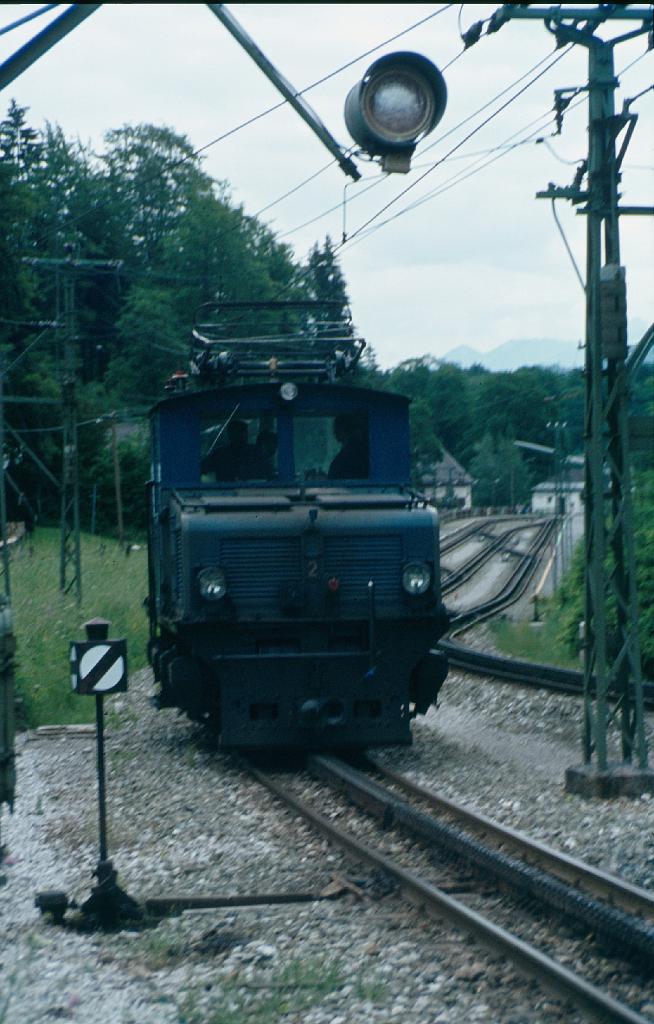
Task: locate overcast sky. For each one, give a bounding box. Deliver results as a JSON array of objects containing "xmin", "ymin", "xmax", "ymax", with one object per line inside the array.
[{"xmin": 1, "ymin": 3, "xmax": 652, "ymax": 367}]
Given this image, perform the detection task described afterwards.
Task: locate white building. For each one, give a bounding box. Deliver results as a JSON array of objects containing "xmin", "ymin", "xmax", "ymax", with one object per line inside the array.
[
  {"xmin": 531, "ymin": 479, "xmax": 584, "ymax": 515},
  {"xmin": 420, "ymin": 449, "xmax": 473, "ymax": 510}
]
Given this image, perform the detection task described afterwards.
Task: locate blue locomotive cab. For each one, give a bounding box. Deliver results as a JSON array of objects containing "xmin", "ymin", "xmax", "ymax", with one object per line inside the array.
[{"xmin": 147, "ymin": 304, "xmax": 448, "ymax": 749}]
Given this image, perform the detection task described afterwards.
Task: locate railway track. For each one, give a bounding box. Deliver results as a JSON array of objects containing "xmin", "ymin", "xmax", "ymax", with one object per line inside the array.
[
  {"xmin": 441, "ymin": 520, "xmax": 546, "ymax": 595},
  {"xmin": 439, "ymin": 514, "xmax": 541, "ymax": 556},
  {"xmin": 437, "ymin": 516, "xmax": 654, "ymax": 707},
  {"xmin": 248, "ymin": 754, "xmax": 654, "ymax": 1024},
  {"xmin": 437, "ymin": 638, "xmax": 654, "ymax": 710},
  {"xmin": 446, "ymin": 517, "xmax": 556, "ymax": 628}
]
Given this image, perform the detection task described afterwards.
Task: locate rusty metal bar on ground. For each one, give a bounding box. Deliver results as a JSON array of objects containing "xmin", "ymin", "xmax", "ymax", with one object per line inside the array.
[{"xmin": 145, "ymin": 891, "xmax": 344, "ymax": 915}]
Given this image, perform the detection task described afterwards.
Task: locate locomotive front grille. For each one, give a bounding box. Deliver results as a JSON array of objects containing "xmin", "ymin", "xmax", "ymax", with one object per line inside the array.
[
  {"xmin": 220, "ymin": 537, "xmax": 302, "ymax": 604},
  {"xmin": 216, "ymin": 533, "xmax": 403, "ymax": 612},
  {"xmin": 324, "ymin": 534, "xmax": 402, "ymax": 605},
  {"xmin": 173, "ymin": 528, "xmax": 184, "ymax": 604}
]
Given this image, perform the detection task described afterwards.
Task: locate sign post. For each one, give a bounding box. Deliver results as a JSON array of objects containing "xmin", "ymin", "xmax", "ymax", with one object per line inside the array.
[{"xmin": 70, "ymin": 618, "xmax": 140, "ymax": 925}]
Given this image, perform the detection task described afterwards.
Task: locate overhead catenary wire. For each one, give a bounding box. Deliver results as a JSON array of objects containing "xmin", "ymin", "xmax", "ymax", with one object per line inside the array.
[
  {"xmin": 24, "ymin": 4, "xmax": 454, "ymax": 252},
  {"xmin": 550, "ymin": 199, "xmax": 586, "ymax": 293},
  {"xmin": 0, "ymin": 3, "xmax": 59, "ymax": 37},
  {"xmin": 4, "ymin": 325, "xmax": 55, "ymax": 375},
  {"xmin": 280, "ymin": 128, "xmax": 554, "ymax": 243},
  {"xmin": 342, "ymin": 43, "xmax": 574, "ymax": 247},
  {"xmin": 335, "ymin": 43, "xmax": 577, "ymax": 251},
  {"xmin": 252, "ymin": 65, "xmax": 573, "ymax": 304},
  {"xmin": 341, "ymin": 118, "xmax": 558, "ymax": 251},
  {"xmin": 251, "ymin": 158, "xmax": 338, "ymax": 219},
  {"xmin": 320, "ymin": 47, "xmax": 650, "ymax": 311},
  {"xmin": 278, "ymin": 45, "xmax": 576, "ymax": 246},
  {"xmin": 416, "ymin": 45, "xmax": 567, "ymax": 161}
]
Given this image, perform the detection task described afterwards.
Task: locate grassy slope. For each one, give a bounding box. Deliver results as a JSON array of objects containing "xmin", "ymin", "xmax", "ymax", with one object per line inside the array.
[
  {"xmin": 11, "ymin": 528, "xmax": 149, "ymax": 727},
  {"xmin": 490, "ymin": 607, "xmax": 580, "ymax": 669}
]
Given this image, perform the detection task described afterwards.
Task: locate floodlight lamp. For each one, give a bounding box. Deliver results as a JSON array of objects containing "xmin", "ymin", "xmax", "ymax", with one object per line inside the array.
[{"xmin": 344, "ymin": 52, "xmax": 447, "ymax": 173}]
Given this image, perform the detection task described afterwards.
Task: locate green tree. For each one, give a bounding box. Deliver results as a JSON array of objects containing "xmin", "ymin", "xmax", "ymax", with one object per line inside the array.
[
  {"xmin": 85, "ymin": 431, "xmax": 149, "ymax": 537},
  {"xmin": 556, "ymin": 470, "xmax": 654, "ymax": 677},
  {"xmin": 104, "ymin": 285, "xmax": 186, "ymax": 402},
  {"xmin": 305, "ymin": 235, "xmax": 350, "ymax": 330},
  {"xmin": 410, "ymin": 397, "xmax": 442, "ymax": 488},
  {"xmin": 469, "ymin": 433, "xmax": 531, "ymax": 507},
  {"xmin": 100, "ymin": 123, "xmax": 213, "ymax": 268},
  {"xmin": 0, "ymin": 102, "xmax": 39, "ymax": 332},
  {"xmin": 430, "ymin": 363, "xmax": 472, "ymax": 459}
]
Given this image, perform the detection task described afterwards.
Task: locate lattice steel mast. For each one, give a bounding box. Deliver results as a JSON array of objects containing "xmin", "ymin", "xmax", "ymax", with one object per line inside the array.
[
  {"xmin": 494, "ymin": 4, "xmax": 653, "ymax": 793},
  {"xmin": 59, "ymin": 267, "xmax": 81, "ymax": 603}
]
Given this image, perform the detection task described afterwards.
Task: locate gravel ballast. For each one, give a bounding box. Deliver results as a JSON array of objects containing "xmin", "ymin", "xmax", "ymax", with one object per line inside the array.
[{"xmin": 2, "ymin": 660, "xmax": 653, "ymax": 1024}]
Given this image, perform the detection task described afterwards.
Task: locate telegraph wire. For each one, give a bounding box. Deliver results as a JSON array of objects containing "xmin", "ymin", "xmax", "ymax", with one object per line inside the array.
[
  {"xmin": 24, "ymin": 5, "xmax": 454, "ymax": 252},
  {"xmin": 341, "ymin": 118, "xmax": 557, "ymax": 251},
  {"xmin": 278, "ymin": 46, "xmax": 574, "ymax": 244},
  {"xmin": 342, "ymin": 44, "xmax": 573, "ymax": 246}
]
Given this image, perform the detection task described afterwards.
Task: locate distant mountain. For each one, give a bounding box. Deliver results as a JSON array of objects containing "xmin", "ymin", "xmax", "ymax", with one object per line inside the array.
[{"xmin": 442, "ymin": 338, "xmax": 583, "ymax": 371}]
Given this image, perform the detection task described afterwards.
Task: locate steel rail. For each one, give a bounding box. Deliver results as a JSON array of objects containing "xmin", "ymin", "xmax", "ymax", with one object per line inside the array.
[
  {"xmin": 436, "ymin": 639, "xmax": 654, "ymax": 708},
  {"xmin": 440, "ymin": 514, "xmax": 544, "ymax": 555},
  {"xmin": 309, "ymin": 756, "xmax": 654, "ymax": 967},
  {"xmin": 440, "ymin": 518, "xmax": 502, "ymax": 554},
  {"xmin": 442, "ymin": 521, "xmax": 543, "ymax": 593},
  {"xmin": 248, "ymin": 761, "xmax": 651, "ymax": 1024},
  {"xmin": 449, "ymin": 519, "xmax": 556, "ymax": 628},
  {"xmin": 364, "ymin": 754, "xmax": 654, "ymax": 921}
]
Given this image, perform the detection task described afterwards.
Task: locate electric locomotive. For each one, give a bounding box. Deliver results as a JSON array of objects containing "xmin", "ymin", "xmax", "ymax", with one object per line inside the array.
[{"xmin": 147, "ymin": 302, "xmax": 449, "ymax": 749}]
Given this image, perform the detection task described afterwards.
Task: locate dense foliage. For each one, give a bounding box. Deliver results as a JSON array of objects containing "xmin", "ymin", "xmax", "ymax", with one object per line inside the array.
[{"xmin": 0, "ymin": 103, "xmax": 347, "ymax": 533}]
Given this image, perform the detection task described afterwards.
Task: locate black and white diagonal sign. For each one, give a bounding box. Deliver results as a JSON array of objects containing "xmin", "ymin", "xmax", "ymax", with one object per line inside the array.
[{"xmin": 70, "ymin": 639, "xmax": 127, "ymax": 695}]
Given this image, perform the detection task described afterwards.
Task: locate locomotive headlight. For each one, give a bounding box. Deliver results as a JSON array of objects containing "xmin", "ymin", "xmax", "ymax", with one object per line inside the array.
[
  {"xmin": 402, "ymin": 562, "xmax": 431, "ymax": 596},
  {"xmin": 198, "ymin": 567, "xmax": 227, "ymax": 601}
]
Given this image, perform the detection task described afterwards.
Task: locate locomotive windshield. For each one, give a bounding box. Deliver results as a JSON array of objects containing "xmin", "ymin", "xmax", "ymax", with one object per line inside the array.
[
  {"xmin": 200, "ymin": 408, "xmax": 370, "ymax": 484},
  {"xmin": 201, "ymin": 414, "xmax": 278, "ymax": 481}
]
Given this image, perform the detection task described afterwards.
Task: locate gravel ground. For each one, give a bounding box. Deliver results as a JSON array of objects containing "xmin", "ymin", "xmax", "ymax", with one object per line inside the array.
[{"xmin": 2, "ymin": 655, "xmax": 654, "ymax": 1024}]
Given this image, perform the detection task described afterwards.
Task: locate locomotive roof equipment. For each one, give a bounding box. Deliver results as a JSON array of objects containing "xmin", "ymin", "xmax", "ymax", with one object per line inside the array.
[{"xmin": 190, "ymin": 300, "xmax": 366, "ymax": 384}]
